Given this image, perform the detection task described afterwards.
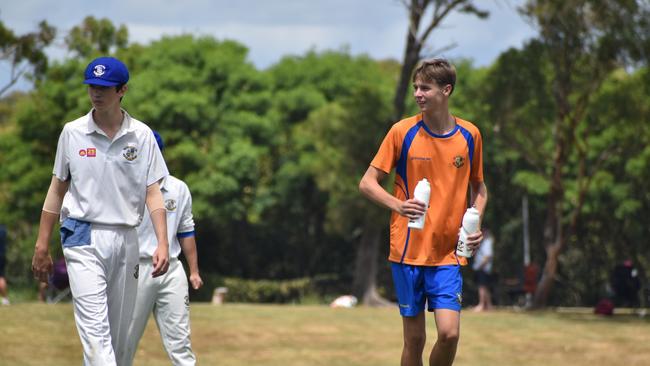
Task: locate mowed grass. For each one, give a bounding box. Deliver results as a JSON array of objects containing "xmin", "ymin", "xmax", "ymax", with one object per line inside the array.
[{"xmin": 1, "ymin": 303, "xmax": 649, "ymax": 365}]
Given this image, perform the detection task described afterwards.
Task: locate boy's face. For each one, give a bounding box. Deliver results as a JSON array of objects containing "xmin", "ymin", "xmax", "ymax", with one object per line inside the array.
[
  {"xmin": 88, "ymin": 84, "xmax": 126, "ymax": 111},
  {"xmin": 413, "ymin": 77, "xmax": 451, "ymax": 113}
]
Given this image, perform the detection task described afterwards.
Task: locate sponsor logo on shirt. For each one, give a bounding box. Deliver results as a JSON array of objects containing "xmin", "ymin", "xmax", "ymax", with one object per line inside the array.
[
  {"xmin": 165, "ymin": 199, "xmax": 177, "ymax": 212},
  {"xmin": 410, "ymin": 156, "xmax": 432, "ymax": 161},
  {"xmin": 453, "ymin": 155, "xmax": 464, "ymax": 168},
  {"xmin": 122, "ymin": 145, "xmax": 138, "ymax": 161},
  {"xmin": 79, "ymin": 148, "xmax": 97, "ymax": 157}
]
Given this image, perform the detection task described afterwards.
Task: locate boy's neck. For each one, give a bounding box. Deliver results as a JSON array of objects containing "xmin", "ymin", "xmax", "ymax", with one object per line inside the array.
[
  {"xmin": 93, "ymin": 107, "xmax": 124, "ymax": 138},
  {"xmin": 422, "ymin": 109, "xmax": 455, "ymax": 135}
]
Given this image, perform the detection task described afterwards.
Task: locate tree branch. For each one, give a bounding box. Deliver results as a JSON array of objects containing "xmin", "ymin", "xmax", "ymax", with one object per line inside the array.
[{"xmin": 418, "ymin": 0, "xmax": 465, "ymax": 44}]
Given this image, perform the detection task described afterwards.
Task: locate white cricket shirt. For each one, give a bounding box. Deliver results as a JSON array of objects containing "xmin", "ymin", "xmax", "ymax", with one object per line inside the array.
[
  {"xmin": 137, "ymin": 175, "xmax": 195, "ymax": 259},
  {"xmin": 472, "ymin": 234, "xmax": 494, "ymax": 273},
  {"xmin": 53, "ymin": 109, "xmax": 169, "ymax": 227}
]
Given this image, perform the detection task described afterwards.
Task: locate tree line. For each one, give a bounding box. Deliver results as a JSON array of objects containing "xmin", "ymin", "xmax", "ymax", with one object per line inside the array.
[{"xmin": 1, "ymin": 1, "xmax": 649, "ymax": 307}]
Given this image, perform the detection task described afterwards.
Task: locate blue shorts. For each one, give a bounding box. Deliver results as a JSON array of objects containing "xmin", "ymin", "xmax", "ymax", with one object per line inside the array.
[{"xmin": 391, "ymin": 263, "xmax": 463, "ymax": 317}]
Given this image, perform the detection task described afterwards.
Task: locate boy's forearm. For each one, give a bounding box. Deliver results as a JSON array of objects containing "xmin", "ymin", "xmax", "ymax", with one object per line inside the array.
[
  {"xmin": 37, "ymin": 176, "xmax": 69, "ymax": 251},
  {"xmin": 180, "ymin": 236, "xmax": 199, "ymax": 274},
  {"xmin": 149, "ymin": 209, "xmax": 169, "ymax": 248},
  {"xmin": 359, "ymin": 167, "xmax": 400, "ymax": 213},
  {"xmin": 470, "ymin": 181, "xmax": 488, "ymax": 217},
  {"xmin": 145, "ymin": 182, "xmax": 169, "ymax": 248},
  {"xmin": 360, "ymin": 181, "xmax": 400, "ymax": 212},
  {"xmin": 35, "ymin": 211, "xmax": 59, "ymax": 252}
]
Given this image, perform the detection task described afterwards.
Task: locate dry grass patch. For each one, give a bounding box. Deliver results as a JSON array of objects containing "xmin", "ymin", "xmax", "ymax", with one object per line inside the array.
[{"xmin": 0, "ymin": 303, "xmax": 648, "ymax": 365}]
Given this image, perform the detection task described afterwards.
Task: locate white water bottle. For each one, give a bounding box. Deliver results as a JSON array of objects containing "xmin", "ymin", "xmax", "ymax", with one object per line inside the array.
[
  {"xmin": 407, "ymin": 178, "xmax": 431, "ymax": 230},
  {"xmin": 456, "ymin": 207, "xmax": 480, "ymax": 257}
]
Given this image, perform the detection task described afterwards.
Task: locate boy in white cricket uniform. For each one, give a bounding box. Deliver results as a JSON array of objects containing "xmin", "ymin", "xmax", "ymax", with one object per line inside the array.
[
  {"xmin": 31, "ymin": 56, "xmax": 171, "ymax": 366},
  {"xmin": 125, "ymin": 131, "xmax": 203, "ymax": 366}
]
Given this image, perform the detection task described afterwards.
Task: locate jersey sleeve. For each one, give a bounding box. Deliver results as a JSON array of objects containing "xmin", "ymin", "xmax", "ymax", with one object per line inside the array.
[
  {"xmin": 370, "ymin": 125, "xmax": 401, "ymax": 174},
  {"xmin": 470, "ymin": 129, "xmax": 484, "ymax": 183},
  {"xmin": 177, "ymin": 182, "xmax": 195, "ymax": 234},
  {"xmin": 145, "ymin": 130, "xmax": 169, "ymax": 186},
  {"xmin": 52, "ymin": 126, "xmax": 70, "ymax": 181}
]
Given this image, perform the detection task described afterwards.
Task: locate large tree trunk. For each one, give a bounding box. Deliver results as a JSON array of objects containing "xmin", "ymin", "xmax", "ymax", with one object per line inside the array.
[
  {"xmin": 352, "ymin": 3, "xmax": 424, "ymax": 308},
  {"xmin": 392, "ymin": 47, "xmax": 421, "ymax": 123},
  {"xmin": 352, "ymin": 218, "xmax": 392, "ymax": 306},
  {"xmin": 531, "ymin": 121, "xmax": 569, "ymax": 307},
  {"xmin": 533, "ymin": 242, "xmax": 561, "ymax": 307},
  {"xmin": 392, "ymin": 2, "xmax": 424, "ymax": 123}
]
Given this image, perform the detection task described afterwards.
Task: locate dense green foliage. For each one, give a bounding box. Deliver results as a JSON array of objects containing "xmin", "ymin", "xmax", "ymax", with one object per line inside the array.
[{"xmin": 0, "ymin": 14, "xmax": 648, "ymax": 306}]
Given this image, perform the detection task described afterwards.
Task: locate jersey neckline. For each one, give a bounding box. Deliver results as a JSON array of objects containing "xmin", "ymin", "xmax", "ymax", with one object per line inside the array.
[{"xmin": 418, "ymin": 116, "xmax": 459, "ymax": 138}]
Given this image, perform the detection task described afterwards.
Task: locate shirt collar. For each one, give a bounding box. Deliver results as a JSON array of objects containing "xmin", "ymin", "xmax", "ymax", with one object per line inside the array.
[{"xmin": 85, "ymin": 108, "xmax": 135, "ymax": 137}]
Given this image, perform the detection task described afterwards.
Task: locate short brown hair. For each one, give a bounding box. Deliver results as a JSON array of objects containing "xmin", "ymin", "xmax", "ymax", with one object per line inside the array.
[{"xmin": 412, "ymin": 58, "xmax": 456, "ymax": 95}]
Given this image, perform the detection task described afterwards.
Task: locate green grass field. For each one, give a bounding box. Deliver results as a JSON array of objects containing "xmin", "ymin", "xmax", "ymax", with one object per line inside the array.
[{"xmin": 1, "ymin": 303, "xmax": 649, "ymax": 365}]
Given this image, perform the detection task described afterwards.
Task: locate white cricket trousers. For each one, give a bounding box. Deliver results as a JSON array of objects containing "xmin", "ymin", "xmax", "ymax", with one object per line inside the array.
[
  {"xmin": 63, "ymin": 225, "xmax": 139, "ymax": 366},
  {"xmin": 125, "ymin": 258, "xmax": 196, "ymax": 366}
]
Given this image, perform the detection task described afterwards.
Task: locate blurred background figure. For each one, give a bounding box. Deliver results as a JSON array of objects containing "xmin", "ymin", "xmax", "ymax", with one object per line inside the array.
[
  {"xmin": 0, "ymin": 224, "xmax": 8, "ymax": 305},
  {"xmin": 472, "ymin": 228, "xmax": 494, "ymax": 312},
  {"xmin": 38, "ymin": 257, "xmax": 70, "ymax": 303},
  {"xmin": 611, "ymin": 259, "xmax": 641, "ymax": 308}
]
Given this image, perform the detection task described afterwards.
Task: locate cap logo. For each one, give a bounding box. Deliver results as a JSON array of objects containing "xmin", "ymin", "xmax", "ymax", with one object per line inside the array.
[{"xmin": 93, "ymin": 65, "xmax": 106, "ymax": 77}]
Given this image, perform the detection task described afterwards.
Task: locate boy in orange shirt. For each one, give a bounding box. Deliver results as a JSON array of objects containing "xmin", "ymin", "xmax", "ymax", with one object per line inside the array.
[{"xmin": 359, "ymin": 59, "xmax": 488, "ymax": 366}]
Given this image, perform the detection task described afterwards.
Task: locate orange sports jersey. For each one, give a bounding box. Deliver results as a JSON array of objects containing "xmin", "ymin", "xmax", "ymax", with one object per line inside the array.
[{"xmin": 370, "ymin": 114, "xmax": 484, "ymax": 266}]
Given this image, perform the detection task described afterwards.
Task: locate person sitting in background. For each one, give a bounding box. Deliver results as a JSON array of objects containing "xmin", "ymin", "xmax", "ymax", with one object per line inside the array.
[{"xmin": 611, "ymin": 259, "xmax": 641, "ymax": 308}]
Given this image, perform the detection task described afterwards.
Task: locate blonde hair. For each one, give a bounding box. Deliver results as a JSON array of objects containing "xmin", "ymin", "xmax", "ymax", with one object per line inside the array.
[{"xmin": 412, "ymin": 58, "xmax": 456, "ymax": 95}]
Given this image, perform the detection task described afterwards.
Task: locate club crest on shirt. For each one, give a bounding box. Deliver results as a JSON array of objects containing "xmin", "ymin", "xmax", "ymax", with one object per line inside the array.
[
  {"xmin": 453, "ymin": 155, "xmax": 464, "ymax": 168},
  {"xmin": 165, "ymin": 199, "xmax": 177, "ymax": 211},
  {"xmin": 122, "ymin": 145, "xmax": 138, "ymax": 161}
]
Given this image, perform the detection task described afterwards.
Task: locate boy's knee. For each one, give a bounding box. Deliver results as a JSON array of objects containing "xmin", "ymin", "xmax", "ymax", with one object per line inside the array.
[
  {"xmin": 436, "ymin": 328, "xmax": 459, "ymax": 344},
  {"xmin": 404, "ymin": 330, "xmax": 427, "ymax": 350}
]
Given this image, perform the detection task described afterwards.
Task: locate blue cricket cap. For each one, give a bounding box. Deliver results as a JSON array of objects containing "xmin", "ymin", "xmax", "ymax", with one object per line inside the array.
[
  {"xmin": 84, "ymin": 57, "xmax": 129, "ymax": 86},
  {"xmin": 152, "ymin": 130, "xmax": 164, "ymax": 152}
]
